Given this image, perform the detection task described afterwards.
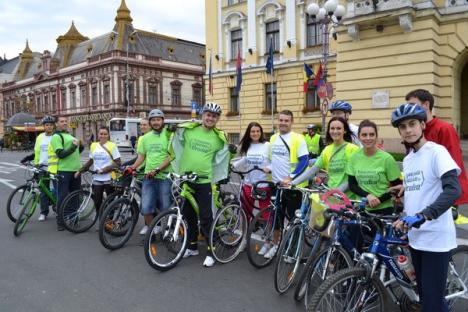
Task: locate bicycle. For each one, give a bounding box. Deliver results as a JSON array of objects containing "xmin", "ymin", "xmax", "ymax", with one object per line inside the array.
[
  {"xmin": 307, "ymin": 210, "xmax": 468, "ymax": 312},
  {"xmin": 273, "ymin": 184, "xmax": 323, "ymax": 294},
  {"xmin": 58, "ymin": 170, "xmax": 99, "ymax": 233},
  {"xmin": 11, "ymin": 164, "xmax": 59, "ymax": 237},
  {"xmin": 208, "ymin": 166, "xmax": 266, "ymax": 264},
  {"xmin": 143, "ymin": 172, "xmax": 233, "ymax": 271},
  {"xmin": 98, "ymin": 170, "xmax": 144, "ymax": 250}
]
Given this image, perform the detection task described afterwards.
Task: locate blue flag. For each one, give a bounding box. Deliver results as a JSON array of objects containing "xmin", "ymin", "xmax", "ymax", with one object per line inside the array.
[
  {"xmin": 236, "ymin": 44, "xmax": 242, "ymax": 92},
  {"xmin": 266, "ymin": 37, "xmax": 274, "ymax": 75}
]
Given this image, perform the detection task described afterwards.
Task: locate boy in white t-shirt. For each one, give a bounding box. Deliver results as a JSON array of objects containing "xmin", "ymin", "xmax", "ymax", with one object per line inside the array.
[{"xmin": 390, "ymin": 104, "xmax": 461, "ymax": 312}]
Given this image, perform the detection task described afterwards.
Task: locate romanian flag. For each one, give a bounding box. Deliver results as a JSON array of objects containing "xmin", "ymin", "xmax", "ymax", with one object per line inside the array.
[
  {"xmin": 236, "ymin": 44, "xmax": 242, "ymax": 92},
  {"xmin": 303, "ymin": 63, "xmax": 314, "ymax": 93},
  {"xmin": 313, "ymin": 63, "xmax": 323, "ymax": 87}
]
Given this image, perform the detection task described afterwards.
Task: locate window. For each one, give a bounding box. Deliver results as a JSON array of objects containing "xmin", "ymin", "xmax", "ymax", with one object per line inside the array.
[
  {"xmin": 264, "ymin": 83, "xmax": 277, "ymax": 113},
  {"xmin": 231, "ymin": 29, "xmax": 242, "ymax": 61},
  {"xmin": 91, "ymin": 86, "xmax": 98, "ymax": 107},
  {"xmin": 103, "ymin": 84, "xmax": 110, "ymax": 105},
  {"xmin": 148, "ymin": 83, "xmax": 158, "ymax": 105},
  {"xmin": 51, "ymin": 93, "xmax": 56, "ymax": 113},
  {"xmin": 125, "ymin": 81, "xmax": 134, "ymax": 105},
  {"xmin": 80, "ymin": 88, "xmax": 87, "ymax": 108},
  {"xmin": 192, "ymin": 83, "xmax": 202, "ymax": 105},
  {"xmin": 70, "ymin": 89, "xmax": 76, "ymax": 108},
  {"xmin": 36, "ymin": 96, "xmax": 42, "ymax": 113},
  {"xmin": 171, "ymin": 81, "xmax": 182, "ymax": 106},
  {"xmin": 266, "ymin": 21, "xmax": 280, "ymax": 53},
  {"xmin": 305, "ymin": 82, "xmax": 321, "ymax": 112},
  {"xmin": 228, "ymin": 133, "xmax": 240, "ymax": 144},
  {"xmin": 44, "ymin": 94, "xmax": 49, "ymax": 113},
  {"xmin": 229, "ymin": 87, "xmax": 239, "ymax": 114},
  {"xmin": 306, "ymin": 15, "xmax": 323, "ymax": 47},
  {"xmin": 61, "ymin": 89, "xmax": 67, "ymax": 109}
]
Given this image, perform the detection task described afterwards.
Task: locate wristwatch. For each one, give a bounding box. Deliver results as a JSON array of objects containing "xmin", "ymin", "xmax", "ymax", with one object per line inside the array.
[{"xmin": 155, "ymin": 167, "xmax": 161, "ymax": 173}]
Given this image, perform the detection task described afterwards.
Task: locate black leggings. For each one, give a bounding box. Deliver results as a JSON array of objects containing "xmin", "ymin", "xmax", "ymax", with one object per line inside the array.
[{"xmin": 92, "ymin": 183, "xmax": 114, "ymax": 214}]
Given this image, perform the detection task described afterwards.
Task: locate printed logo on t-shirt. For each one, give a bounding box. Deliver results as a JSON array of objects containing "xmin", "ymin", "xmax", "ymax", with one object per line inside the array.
[
  {"xmin": 148, "ymin": 143, "xmax": 164, "ymax": 153},
  {"xmin": 356, "ymin": 169, "xmax": 382, "ymax": 185},
  {"xmin": 405, "ymin": 170, "xmax": 425, "ymax": 192},
  {"xmin": 190, "ymin": 139, "xmax": 213, "ymax": 153},
  {"xmin": 272, "ymin": 144, "xmax": 287, "ymax": 157},
  {"xmin": 328, "ymin": 159, "xmax": 345, "ymax": 175},
  {"xmin": 247, "ymin": 154, "xmax": 265, "ymax": 166}
]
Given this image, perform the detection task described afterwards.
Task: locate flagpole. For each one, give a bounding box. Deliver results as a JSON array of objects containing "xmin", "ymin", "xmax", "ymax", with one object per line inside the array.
[{"xmin": 271, "ymin": 68, "xmax": 274, "ymax": 134}]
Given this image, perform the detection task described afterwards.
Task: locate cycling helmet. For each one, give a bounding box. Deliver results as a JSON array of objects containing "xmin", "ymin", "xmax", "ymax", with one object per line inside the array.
[
  {"xmin": 306, "ymin": 124, "xmax": 316, "ymax": 130},
  {"xmin": 41, "ymin": 115, "xmax": 55, "ymax": 125},
  {"xmin": 148, "ymin": 109, "xmax": 165, "ymax": 120},
  {"xmin": 391, "ymin": 103, "xmax": 426, "ymax": 127},
  {"xmin": 329, "ymin": 100, "xmax": 352, "ymax": 113},
  {"xmin": 202, "ymin": 102, "xmax": 222, "ymax": 115}
]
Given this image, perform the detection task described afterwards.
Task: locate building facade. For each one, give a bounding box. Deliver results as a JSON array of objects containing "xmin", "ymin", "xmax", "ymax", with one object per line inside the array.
[
  {"xmin": 206, "ymin": 0, "xmax": 468, "ymax": 150},
  {"xmin": 0, "ymin": 0, "xmax": 205, "ymax": 139}
]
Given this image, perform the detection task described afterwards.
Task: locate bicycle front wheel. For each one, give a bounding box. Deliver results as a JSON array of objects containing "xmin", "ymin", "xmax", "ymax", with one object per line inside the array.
[
  {"xmin": 274, "ymin": 223, "xmax": 304, "ymax": 294},
  {"xmin": 209, "ymin": 204, "xmax": 247, "ymax": 264},
  {"xmin": 7, "ymin": 184, "xmax": 32, "ymax": 223},
  {"xmin": 144, "ymin": 209, "xmax": 188, "ymax": 271},
  {"xmin": 98, "ymin": 198, "xmax": 138, "ymax": 250},
  {"xmin": 246, "ymin": 205, "xmax": 282, "ymax": 269},
  {"xmin": 13, "ymin": 192, "xmax": 37, "ymax": 237},
  {"xmin": 307, "ymin": 267, "xmax": 387, "ymax": 312},
  {"xmin": 447, "ymin": 245, "xmax": 468, "ymax": 311},
  {"xmin": 60, "ymin": 189, "xmax": 97, "ymax": 233}
]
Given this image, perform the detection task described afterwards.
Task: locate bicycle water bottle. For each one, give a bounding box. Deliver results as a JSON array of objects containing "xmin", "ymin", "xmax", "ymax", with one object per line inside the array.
[
  {"xmin": 359, "ymin": 197, "xmax": 367, "ymax": 210},
  {"xmin": 397, "ymin": 255, "xmax": 416, "ymax": 283}
]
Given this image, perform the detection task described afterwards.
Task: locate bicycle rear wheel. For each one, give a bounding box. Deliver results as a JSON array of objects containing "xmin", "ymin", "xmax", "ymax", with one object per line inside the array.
[
  {"xmin": 98, "ymin": 198, "xmax": 138, "ymax": 250},
  {"xmin": 447, "ymin": 245, "xmax": 468, "ymax": 311},
  {"xmin": 209, "ymin": 204, "xmax": 247, "ymax": 264},
  {"xmin": 13, "ymin": 193, "xmax": 37, "ymax": 237},
  {"xmin": 7, "ymin": 184, "xmax": 31, "ymax": 223},
  {"xmin": 246, "ymin": 205, "xmax": 282, "ymax": 268},
  {"xmin": 60, "ymin": 189, "xmax": 97, "ymax": 233},
  {"xmin": 144, "ymin": 209, "xmax": 188, "ymax": 271},
  {"xmin": 274, "ymin": 223, "xmax": 304, "ymax": 293},
  {"xmin": 307, "ymin": 267, "xmax": 387, "ymax": 312}
]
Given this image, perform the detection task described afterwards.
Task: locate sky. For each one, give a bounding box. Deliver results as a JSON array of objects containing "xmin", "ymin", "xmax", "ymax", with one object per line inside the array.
[{"xmin": 0, "ymin": 0, "xmax": 206, "ymax": 60}]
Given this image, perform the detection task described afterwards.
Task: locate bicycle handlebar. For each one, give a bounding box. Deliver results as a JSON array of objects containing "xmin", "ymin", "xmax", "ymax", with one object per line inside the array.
[{"xmin": 230, "ymin": 165, "xmax": 265, "ymax": 176}]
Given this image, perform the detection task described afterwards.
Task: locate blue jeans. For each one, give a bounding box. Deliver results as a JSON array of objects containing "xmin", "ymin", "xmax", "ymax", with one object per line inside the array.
[
  {"xmin": 141, "ymin": 178, "xmax": 172, "ymax": 215},
  {"xmin": 55, "ymin": 171, "xmax": 81, "ymax": 226}
]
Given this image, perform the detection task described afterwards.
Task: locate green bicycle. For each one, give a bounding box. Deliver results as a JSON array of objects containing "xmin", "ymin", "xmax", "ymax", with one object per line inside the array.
[
  {"xmin": 143, "ymin": 172, "xmax": 237, "ymax": 271},
  {"xmin": 8, "ymin": 164, "xmax": 59, "ymax": 237}
]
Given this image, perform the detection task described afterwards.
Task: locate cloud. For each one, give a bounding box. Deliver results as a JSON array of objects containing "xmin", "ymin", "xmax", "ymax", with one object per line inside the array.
[{"xmin": 0, "ymin": 0, "xmax": 205, "ymax": 59}]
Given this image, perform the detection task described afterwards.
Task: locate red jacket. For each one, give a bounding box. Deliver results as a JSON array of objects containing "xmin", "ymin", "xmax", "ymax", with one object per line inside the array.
[{"xmin": 424, "ymin": 117, "xmax": 468, "ymax": 205}]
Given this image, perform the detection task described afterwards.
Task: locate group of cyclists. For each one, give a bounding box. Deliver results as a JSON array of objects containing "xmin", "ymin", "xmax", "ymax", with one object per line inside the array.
[{"xmin": 16, "ymin": 88, "xmax": 468, "ymax": 311}]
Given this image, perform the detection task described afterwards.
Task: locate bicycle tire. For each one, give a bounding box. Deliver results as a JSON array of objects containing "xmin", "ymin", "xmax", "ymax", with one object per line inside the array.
[
  {"xmin": 305, "ymin": 244, "xmax": 354, "ymax": 307},
  {"xmin": 6, "ymin": 184, "xmax": 31, "ymax": 223},
  {"xmin": 293, "ymin": 233, "xmax": 323, "ymax": 302},
  {"xmin": 143, "ymin": 209, "xmax": 188, "ymax": 271},
  {"xmin": 447, "ymin": 245, "xmax": 468, "ymax": 311},
  {"xmin": 99, "ymin": 191, "xmax": 121, "ymax": 217},
  {"xmin": 13, "ymin": 192, "xmax": 37, "ymax": 237},
  {"xmin": 274, "ymin": 223, "xmax": 304, "ymax": 294},
  {"xmin": 246, "ymin": 205, "xmax": 283, "ymax": 269},
  {"xmin": 307, "ymin": 267, "xmax": 388, "ymax": 312},
  {"xmin": 209, "ymin": 204, "xmax": 247, "ymax": 264},
  {"xmin": 98, "ymin": 198, "xmax": 139, "ymax": 250},
  {"xmin": 60, "ymin": 189, "xmax": 97, "ymax": 233}
]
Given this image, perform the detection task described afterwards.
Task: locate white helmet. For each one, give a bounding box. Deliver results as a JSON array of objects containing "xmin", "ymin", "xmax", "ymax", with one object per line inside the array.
[
  {"xmin": 202, "ymin": 102, "xmax": 222, "ymax": 115},
  {"xmin": 148, "ymin": 109, "xmax": 164, "ymax": 120}
]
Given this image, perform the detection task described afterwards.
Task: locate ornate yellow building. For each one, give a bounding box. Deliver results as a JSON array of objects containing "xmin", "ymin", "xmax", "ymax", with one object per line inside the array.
[{"xmin": 205, "ymin": 0, "xmax": 468, "ymax": 151}]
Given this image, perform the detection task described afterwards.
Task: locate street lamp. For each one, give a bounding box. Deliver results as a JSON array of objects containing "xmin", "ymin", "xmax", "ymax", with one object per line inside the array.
[{"xmin": 306, "ymin": 0, "xmax": 345, "ymax": 139}]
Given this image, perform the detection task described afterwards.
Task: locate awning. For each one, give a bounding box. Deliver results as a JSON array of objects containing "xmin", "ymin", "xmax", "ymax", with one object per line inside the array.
[{"xmin": 13, "ymin": 126, "xmax": 44, "ymax": 132}]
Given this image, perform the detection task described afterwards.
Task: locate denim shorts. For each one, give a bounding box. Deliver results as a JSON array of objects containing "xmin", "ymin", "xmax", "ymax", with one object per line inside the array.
[{"xmin": 141, "ymin": 178, "xmax": 173, "ymax": 215}]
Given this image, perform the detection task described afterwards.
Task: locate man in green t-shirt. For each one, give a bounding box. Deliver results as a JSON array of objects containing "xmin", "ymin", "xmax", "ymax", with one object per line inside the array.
[
  {"xmin": 129, "ymin": 109, "xmax": 173, "ymax": 235},
  {"xmin": 48, "ymin": 116, "xmax": 84, "ymax": 231},
  {"xmin": 171, "ymin": 102, "xmax": 230, "ymax": 267}
]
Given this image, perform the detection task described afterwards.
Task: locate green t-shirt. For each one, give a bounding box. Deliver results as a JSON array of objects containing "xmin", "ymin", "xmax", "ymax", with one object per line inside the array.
[
  {"xmin": 315, "ymin": 142, "xmax": 359, "ymax": 190},
  {"xmin": 50, "ymin": 132, "xmax": 81, "ymax": 172},
  {"xmin": 347, "ymin": 149, "xmax": 401, "ymax": 211},
  {"xmin": 179, "ymin": 126, "xmax": 224, "ymax": 184},
  {"xmin": 136, "ymin": 135, "xmax": 145, "ymax": 171},
  {"xmin": 137, "ymin": 129, "xmax": 172, "ymax": 178}
]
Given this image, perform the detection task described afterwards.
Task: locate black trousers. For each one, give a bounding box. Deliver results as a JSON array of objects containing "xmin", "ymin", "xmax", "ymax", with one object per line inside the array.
[
  {"xmin": 92, "ymin": 183, "xmax": 114, "ymax": 214},
  {"xmin": 182, "ymin": 183, "xmax": 213, "ymax": 254}
]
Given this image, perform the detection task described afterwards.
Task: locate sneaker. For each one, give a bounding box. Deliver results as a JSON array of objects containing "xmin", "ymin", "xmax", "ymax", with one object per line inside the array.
[
  {"xmin": 152, "ymin": 225, "xmax": 162, "ymax": 234},
  {"xmin": 203, "ymin": 256, "xmax": 215, "ymax": 267},
  {"xmin": 264, "ymin": 244, "xmax": 278, "ymax": 259},
  {"xmin": 57, "ymin": 224, "xmax": 65, "ymax": 231},
  {"xmin": 38, "ymin": 214, "xmax": 47, "ymax": 222},
  {"xmin": 139, "ymin": 225, "xmax": 149, "ymax": 235},
  {"xmin": 258, "ymin": 243, "xmax": 271, "ymax": 256},
  {"xmin": 183, "ymin": 249, "xmax": 199, "ymax": 258},
  {"xmin": 240, "ymin": 239, "xmax": 247, "ymax": 252}
]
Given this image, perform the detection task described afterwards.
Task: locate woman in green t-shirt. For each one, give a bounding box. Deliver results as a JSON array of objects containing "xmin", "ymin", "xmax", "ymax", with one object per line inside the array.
[{"xmin": 347, "ymin": 119, "xmax": 402, "ymax": 214}]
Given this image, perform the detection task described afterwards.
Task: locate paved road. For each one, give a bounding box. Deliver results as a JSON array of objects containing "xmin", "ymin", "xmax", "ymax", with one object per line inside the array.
[{"xmin": 0, "ymin": 150, "xmax": 303, "ymax": 312}]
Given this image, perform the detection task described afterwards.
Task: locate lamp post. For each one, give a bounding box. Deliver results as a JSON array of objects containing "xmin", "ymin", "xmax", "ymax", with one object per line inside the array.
[{"xmin": 306, "ymin": 0, "xmax": 345, "ymax": 139}]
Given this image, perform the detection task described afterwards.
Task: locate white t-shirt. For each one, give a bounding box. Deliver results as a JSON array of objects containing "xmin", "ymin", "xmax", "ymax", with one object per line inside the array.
[
  {"xmin": 232, "ymin": 142, "xmax": 270, "ymax": 185},
  {"xmin": 403, "ymin": 141, "xmax": 460, "ymax": 252},
  {"xmin": 90, "ymin": 142, "xmax": 121, "ymax": 182},
  {"xmin": 270, "ymin": 132, "xmax": 308, "ymax": 183},
  {"xmin": 349, "ymin": 123, "xmax": 362, "ymax": 147},
  {"xmin": 39, "ymin": 134, "xmax": 53, "ymax": 166}
]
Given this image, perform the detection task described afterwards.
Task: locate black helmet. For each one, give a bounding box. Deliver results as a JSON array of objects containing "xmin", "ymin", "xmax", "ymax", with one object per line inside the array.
[{"xmin": 41, "ymin": 115, "xmax": 55, "ymax": 125}]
